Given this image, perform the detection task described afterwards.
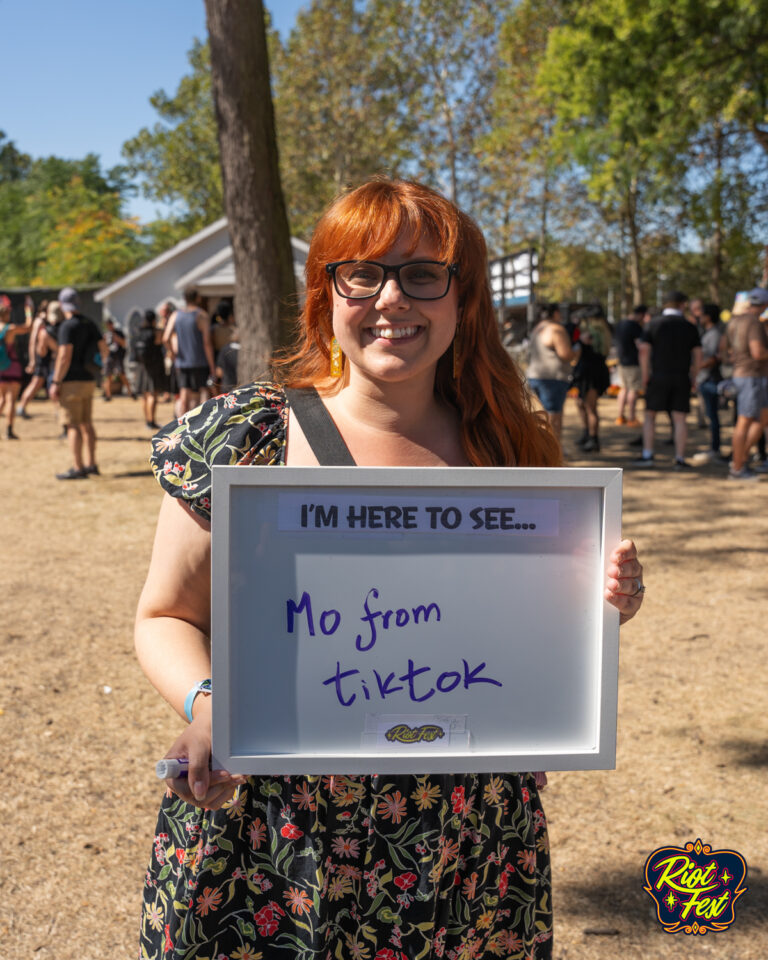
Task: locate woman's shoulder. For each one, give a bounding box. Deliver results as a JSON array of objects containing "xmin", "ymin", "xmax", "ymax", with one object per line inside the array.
[{"xmin": 149, "ymin": 381, "xmax": 288, "ymax": 520}]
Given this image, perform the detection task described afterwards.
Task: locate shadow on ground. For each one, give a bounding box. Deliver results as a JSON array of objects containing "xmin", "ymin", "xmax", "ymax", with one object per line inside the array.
[
  {"xmin": 557, "ymin": 866, "xmax": 766, "ymax": 932},
  {"xmin": 718, "ymin": 739, "xmax": 768, "ymax": 768}
]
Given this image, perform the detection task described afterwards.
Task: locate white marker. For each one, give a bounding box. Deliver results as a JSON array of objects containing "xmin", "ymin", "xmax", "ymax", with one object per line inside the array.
[{"xmin": 155, "ymin": 757, "xmax": 189, "ymax": 779}]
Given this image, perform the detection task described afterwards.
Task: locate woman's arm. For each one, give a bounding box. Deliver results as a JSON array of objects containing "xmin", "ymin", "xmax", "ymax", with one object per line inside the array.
[
  {"xmin": 548, "ymin": 323, "xmax": 579, "ymax": 364},
  {"xmin": 135, "ymin": 494, "xmax": 244, "ymax": 807},
  {"xmin": 26, "ymin": 316, "xmax": 44, "ymax": 371}
]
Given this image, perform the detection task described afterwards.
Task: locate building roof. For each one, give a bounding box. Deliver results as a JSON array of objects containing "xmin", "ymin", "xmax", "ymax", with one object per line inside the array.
[
  {"xmin": 174, "ymin": 237, "xmax": 310, "ymax": 293},
  {"xmin": 96, "ymin": 219, "xmax": 309, "ymax": 303},
  {"xmin": 94, "ymin": 217, "xmax": 229, "ymax": 301}
]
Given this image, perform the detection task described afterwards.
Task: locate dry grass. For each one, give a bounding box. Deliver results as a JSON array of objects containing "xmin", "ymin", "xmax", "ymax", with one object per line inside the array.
[{"xmin": 1, "ymin": 393, "xmax": 766, "ymax": 958}]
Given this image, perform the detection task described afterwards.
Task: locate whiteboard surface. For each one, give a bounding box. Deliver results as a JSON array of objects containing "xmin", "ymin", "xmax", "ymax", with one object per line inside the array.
[{"xmin": 211, "ymin": 467, "xmax": 622, "ymax": 774}]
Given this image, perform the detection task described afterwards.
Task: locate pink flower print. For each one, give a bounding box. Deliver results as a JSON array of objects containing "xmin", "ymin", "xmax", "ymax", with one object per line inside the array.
[{"xmin": 330, "ymin": 835, "xmax": 360, "ymax": 859}]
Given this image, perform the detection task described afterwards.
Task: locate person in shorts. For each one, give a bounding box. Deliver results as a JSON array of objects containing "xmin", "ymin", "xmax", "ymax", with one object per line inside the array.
[
  {"xmin": 162, "ymin": 287, "xmax": 215, "ymax": 415},
  {"xmin": 723, "ymin": 287, "xmax": 768, "ymax": 480},
  {"xmin": 526, "ymin": 302, "xmax": 579, "ymax": 444},
  {"xmin": 613, "ymin": 304, "xmax": 647, "ymax": 426},
  {"xmin": 634, "ymin": 291, "xmax": 701, "ymax": 469},
  {"xmin": 49, "ymin": 287, "xmax": 106, "ymax": 479}
]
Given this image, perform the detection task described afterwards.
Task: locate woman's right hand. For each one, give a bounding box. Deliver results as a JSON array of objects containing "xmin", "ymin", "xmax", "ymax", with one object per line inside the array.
[{"xmin": 163, "ymin": 701, "xmax": 246, "ymax": 810}]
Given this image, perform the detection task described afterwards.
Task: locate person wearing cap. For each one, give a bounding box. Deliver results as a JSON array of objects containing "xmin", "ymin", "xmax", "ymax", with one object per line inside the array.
[
  {"xmin": 722, "ymin": 287, "xmax": 768, "ymax": 481},
  {"xmin": 49, "ymin": 287, "xmax": 107, "ymax": 479},
  {"xmin": 633, "ymin": 291, "xmax": 701, "ymax": 470}
]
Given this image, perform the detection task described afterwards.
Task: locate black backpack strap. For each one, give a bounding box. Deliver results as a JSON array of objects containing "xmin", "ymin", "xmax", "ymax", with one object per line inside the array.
[{"xmin": 285, "ymin": 387, "xmax": 357, "ymax": 466}]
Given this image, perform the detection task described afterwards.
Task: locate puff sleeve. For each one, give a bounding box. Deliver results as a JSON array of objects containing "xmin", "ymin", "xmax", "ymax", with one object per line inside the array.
[{"xmin": 148, "ymin": 382, "xmax": 287, "ymax": 521}]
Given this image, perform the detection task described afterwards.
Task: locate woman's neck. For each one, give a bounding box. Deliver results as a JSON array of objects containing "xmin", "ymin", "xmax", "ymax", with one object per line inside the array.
[
  {"xmin": 316, "ymin": 370, "xmax": 467, "ymax": 467},
  {"xmin": 327, "ymin": 372, "xmax": 443, "ymax": 438}
]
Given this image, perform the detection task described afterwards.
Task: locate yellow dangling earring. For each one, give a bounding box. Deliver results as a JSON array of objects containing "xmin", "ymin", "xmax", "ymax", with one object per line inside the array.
[{"xmin": 330, "ymin": 336, "xmax": 343, "ymax": 378}]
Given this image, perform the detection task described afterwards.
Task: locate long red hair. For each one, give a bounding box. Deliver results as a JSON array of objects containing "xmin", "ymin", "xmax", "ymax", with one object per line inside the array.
[{"xmin": 275, "ymin": 178, "xmax": 561, "ymax": 467}]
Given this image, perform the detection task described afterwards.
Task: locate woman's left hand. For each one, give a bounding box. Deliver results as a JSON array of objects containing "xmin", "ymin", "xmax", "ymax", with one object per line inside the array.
[{"xmin": 605, "ymin": 538, "xmax": 644, "ymax": 625}]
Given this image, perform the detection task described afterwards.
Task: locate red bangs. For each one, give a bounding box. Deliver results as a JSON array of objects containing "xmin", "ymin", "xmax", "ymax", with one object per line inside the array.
[{"xmin": 310, "ymin": 181, "xmax": 461, "ymax": 270}]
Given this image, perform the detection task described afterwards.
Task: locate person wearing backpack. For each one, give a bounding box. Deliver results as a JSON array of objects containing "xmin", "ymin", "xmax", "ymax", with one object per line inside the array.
[{"xmin": 0, "ymin": 294, "xmax": 33, "ymax": 439}]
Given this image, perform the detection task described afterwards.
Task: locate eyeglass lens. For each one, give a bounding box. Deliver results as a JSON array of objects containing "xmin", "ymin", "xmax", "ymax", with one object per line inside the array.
[{"xmin": 334, "ymin": 261, "xmax": 451, "ymax": 299}]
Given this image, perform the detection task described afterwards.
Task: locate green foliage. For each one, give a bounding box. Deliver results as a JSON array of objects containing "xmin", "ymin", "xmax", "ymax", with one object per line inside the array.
[
  {"xmin": 397, "ymin": 0, "xmax": 508, "ymax": 208},
  {"xmin": 122, "ymin": 39, "xmax": 223, "ymax": 232},
  {"xmin": 270, "ymin": 0, "xmax": 418, "ymax": 237},
  {"xmin": 0, "ymin": 135, "xmax": 144, "ymax": 286},
  {"xmin": 499, "ymin": 0, "xmax": 768, "ymax": 303},
  {"xmin": 4, "ymin": 3, "xmax": 765, "ymax": 302}
]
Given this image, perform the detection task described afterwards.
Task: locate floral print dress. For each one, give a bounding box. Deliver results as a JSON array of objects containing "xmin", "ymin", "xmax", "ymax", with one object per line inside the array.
[{"xmin": 141, "ymin": 383, "xmax": 553, "ymax": 960}]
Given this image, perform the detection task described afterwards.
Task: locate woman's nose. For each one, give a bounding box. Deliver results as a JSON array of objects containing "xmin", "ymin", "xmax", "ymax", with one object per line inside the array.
[{"xmin": 376, "ymin": 276, "xmax": 409, "ymax": 309}]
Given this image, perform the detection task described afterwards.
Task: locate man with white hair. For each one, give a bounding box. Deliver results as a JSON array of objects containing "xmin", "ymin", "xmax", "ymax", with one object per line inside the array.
[
  {"xmin": 49, "ymin": 287, "xmax": 106, "ymax": 479},
  {"xmin": 724, "ymin": 287, "xmax": 768, "ymax": 480}
]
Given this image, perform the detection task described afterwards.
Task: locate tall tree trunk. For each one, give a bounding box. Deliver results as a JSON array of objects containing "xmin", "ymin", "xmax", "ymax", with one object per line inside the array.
[
  {"xmin": 205, "ymin": 0, "xmax": 296, "ymax": 380},
  {"xmin": 709, "ymin": 122, "xmax": 724, "ymax": 303},
  {"xmin": 618, "ymin": 215, "xmax": 628, "ymax": 316},
  {"xmin": 538, "ymin": 164, "xmax": 549, "ymax": 276},
  {"xmin": 625, "ymin": 178, "xmax": 644, "ymax": 304}
]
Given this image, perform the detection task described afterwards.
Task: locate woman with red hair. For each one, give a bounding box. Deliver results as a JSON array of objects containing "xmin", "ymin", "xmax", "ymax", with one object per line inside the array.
[{"xmin": 136, "ymin": 178, "xmax": 643, "ymax": 958}]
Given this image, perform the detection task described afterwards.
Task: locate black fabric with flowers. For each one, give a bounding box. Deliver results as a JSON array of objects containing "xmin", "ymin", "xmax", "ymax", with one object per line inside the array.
[{"xmin": 142, "ymin": 382, "xmax": 553, "ymax": 960}]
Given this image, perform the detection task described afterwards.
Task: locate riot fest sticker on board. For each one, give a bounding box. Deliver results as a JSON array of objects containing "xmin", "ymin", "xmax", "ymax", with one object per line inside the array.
[{"xmin": 643, "ymin": 839, "xmax": 748, "ymax": 935}]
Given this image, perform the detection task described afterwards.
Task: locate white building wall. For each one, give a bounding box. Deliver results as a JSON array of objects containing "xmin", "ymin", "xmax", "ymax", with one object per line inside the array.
[{"xmin": 100, "ymin": 226, "xmax": 231, "ymax": 327}]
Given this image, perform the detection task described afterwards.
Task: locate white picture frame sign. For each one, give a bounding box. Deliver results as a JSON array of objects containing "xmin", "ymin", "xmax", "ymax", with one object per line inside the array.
[{"xmin": 210, "ymin": 466, "xmax": 622, "ymax": 775}]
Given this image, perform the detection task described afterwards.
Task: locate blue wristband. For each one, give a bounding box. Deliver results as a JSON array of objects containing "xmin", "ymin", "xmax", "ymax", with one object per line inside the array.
[{"xmin": 184, "ymin": 678, "xmax": 212, "ymax": 722}]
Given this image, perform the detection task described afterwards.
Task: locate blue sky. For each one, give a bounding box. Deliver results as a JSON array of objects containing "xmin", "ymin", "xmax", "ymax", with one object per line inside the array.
[{"xmin": 0, "ymin": 0, "xmax": 309, "ymax": 221}]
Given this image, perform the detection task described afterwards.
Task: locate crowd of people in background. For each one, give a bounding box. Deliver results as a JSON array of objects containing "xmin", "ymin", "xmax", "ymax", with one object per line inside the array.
[
  {"xmin": 3, "ymin": 279, "xmax": 767, "ymax": 482},
  {"xmin": 0, "ymin": 285, "xmax": 240, "ymax": 478},
  {"xmin": 523, "ymin": 286, "xmax": 768, "ymax": 480}
]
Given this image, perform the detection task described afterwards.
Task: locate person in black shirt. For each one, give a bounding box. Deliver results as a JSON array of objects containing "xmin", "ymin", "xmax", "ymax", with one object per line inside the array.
[
  {"xmin": 49, "ymin": 287, "xmax": 106, "ymax": 479},
  {"xmin": 633, "ymin": 292, "xmax": 701, "ymax": 469},
  {"xmin": 134, "ymin": 309, "xmax": 167, "ymax": 429},
  {"xmin": 103, "ymin": 318, "xmax": 134, "ymax": 401},
  {"xmin": 613, "ymin": 305, "xmax": 647, "ymax": 426}
]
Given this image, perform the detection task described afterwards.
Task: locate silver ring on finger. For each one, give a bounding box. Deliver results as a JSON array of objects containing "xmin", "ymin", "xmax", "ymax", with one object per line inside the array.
[{"xmin": 631, "ymin": 578, "xmax": 645, "ymax": 597}]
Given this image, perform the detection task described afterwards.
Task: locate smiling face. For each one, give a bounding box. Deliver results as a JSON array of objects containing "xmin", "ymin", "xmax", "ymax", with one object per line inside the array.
[{"xmin": 330, "ymin": 232, "xmax": 459, "ymax": 390}]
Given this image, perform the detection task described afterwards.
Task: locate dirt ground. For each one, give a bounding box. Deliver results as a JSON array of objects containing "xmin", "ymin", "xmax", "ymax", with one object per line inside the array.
[{"xmin": 2, "ymin": 391, "xmax": 766, "ymax": 960}]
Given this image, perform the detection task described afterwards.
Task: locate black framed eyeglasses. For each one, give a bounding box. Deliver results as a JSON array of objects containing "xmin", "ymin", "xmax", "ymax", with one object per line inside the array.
[{"xmin": 325, "ymin": 259, "xmax": 459, "ymax": 300}]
